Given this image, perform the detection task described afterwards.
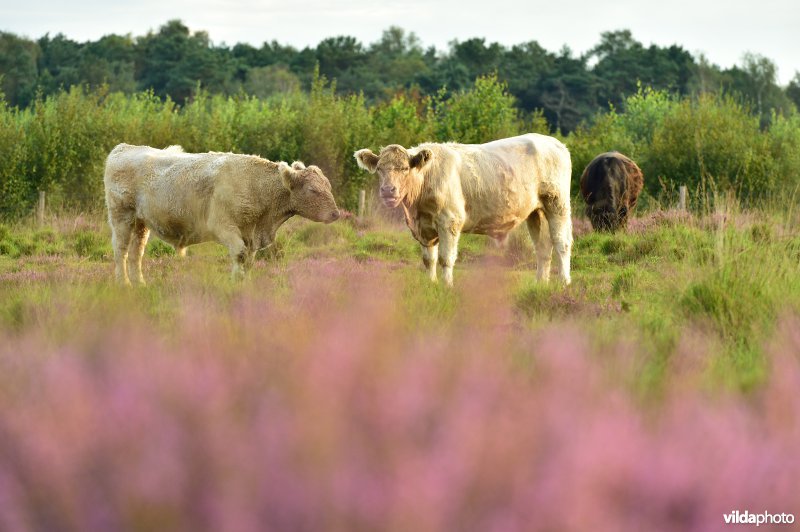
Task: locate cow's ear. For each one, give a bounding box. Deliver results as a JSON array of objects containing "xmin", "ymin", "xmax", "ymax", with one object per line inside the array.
[
  {"xmin": 410, "ymin": 148, "xmax": 432, "ymax": 170},
  {"xmin": 279, "ymin": 162, "xmax": 300, "ymax": 190},
  {"xmin": 291, "ymin": 161, "xmax": 306, "ymax": 170},
  {"xmin": 354, "ymin": 149, "xmax": 379, "ymax": 173}
]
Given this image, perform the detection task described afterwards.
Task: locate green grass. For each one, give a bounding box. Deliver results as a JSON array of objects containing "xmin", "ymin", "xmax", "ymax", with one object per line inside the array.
[{"xmin": 2, "ymin": 209, "xmax": 800, "ymax": 393}]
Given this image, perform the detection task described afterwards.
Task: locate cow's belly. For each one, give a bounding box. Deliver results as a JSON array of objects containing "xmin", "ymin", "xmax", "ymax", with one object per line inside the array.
[
  {"xmin": 462, "ymin": 185, "xmax": 537, "ymax": 238},
  {"xmin": 464, "ymin": 213, "xmax": 526, "ymax": 239},
  {"xmin": 137, "ymin": 203, "xmax": 209, "ymax": 248},
  {"xmin": 147, "ymin": 220, "xmax": 206, "ymax": 248}
]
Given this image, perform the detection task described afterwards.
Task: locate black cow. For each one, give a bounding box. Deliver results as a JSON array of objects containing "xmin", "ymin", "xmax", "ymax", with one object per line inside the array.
[{"xmin": 580, "ymin": 152, "xmax": 643, "ymax": 231}]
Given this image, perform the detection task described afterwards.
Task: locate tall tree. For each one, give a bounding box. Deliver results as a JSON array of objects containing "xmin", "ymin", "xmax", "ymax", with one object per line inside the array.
[
  {"xmin": 314, "ymin": 36, "xmax": 368, "ymax": 93},
  {"xmin": 362, "ymin": 27, "xmax": 429, "ymax": 100},
  {"xmin": 37, "ymin": 33, "xmax": 83, "ymax": 94},
  {"xmin": 0, "ymin": 32, "xmax": 39, "ymax": 107},
  {"xmin": 589, "ymin": 30, "xmax": 695, "ymax": 109},
  {"xmin": 787, "ymin": 72, "xmax": 800, "ymax": 110},
  {"xmin": 540, "ymin": 47, "xmax": 600, "ymax": 132},
  {"xmin": 498, "ymin": 41, "xmax": 555, "ymax": 112},
  {"xmin": 135, "ymin": 20, "xmax": 236, "ymax": 103}
]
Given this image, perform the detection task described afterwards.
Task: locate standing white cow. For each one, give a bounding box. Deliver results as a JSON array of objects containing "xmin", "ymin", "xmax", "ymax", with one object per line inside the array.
[
  {"xmin": 354, "ymin": 133, "xmax": 572, "ymax": 285},
  {"xmin": 104, "ymin": 143, "xmax": 340, "ymax": 285}
]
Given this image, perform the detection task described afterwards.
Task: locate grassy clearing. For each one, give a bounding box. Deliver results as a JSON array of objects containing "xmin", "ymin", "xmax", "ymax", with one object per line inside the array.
[{"xmin": 2, "ymin": 207, "xmax": 799, "ymax": 393}]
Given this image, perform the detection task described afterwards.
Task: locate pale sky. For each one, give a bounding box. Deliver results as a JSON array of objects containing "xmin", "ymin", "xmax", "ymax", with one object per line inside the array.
[{"xmin": 2, "ymin": 0, "xmax": 798, "ymax": 84}]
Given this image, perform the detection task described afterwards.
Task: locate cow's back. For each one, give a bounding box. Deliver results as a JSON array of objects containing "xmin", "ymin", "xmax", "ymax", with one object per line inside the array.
[
  {"xmin": 104, "ymin": 144, "xmax": 187, "ymax": 202},
  {"xmin": 417, "ymin": 134, "xmax": 570, "ymax": 235},
  {"xmin": 579, "ymin": 151, "xmax": 642, "ymax": 208},
  {"xmin": 104, "ymin": 144, "xmax": 226, "ymax": 246},
  {"xmin": 453, "ymin": 133, "xmax": 570, "ymax": 198}
]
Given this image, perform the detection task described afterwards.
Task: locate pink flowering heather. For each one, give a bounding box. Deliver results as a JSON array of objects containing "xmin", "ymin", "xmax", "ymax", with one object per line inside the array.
[{"xmin": 0, "ymin": 261, "xmax": 797, "ymax": 531}]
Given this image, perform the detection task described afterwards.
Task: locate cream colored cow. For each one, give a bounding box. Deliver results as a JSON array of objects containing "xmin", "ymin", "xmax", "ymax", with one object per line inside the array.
[
  {"xmin": 355, "ymin": 133, "xmax": 572, "ymax": 285},
  {"xmin": 104, "ymin": 143, "xmax": 340, "ymax": 284}
]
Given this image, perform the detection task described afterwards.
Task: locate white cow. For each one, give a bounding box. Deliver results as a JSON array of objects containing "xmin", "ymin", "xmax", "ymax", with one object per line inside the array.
[
  {"xmin": 355, "ymin": 133, "xmax": 572, "ymax": 285},
  {"xmin": 104, "ymin": 143, "xmax": 340, "ymax": 284}
]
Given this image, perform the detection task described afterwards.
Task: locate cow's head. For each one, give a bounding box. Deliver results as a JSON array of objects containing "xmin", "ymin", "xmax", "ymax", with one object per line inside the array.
[
  {"xmin": 580, "ymin": 153, "xmax": 641, "ymax": 232},
  {"xmin": 354, "ymin": 145, "xmax": 433, "ymax": 208},
  {"xmin": 583, "ymin": 181, "xmax": 629, "ymax": 231},
  {"xmin": 585, "ymin": 201, "xmax": 627, "ymax": 232},
  {"xmin": 279, "ymin": 161, "xmax": 340, "ymax": 223}
]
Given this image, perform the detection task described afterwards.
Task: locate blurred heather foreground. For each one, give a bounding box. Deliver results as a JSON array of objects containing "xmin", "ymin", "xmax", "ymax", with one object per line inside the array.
[{"xmin": 1, "ymin": 210, "xmax": 800, "ymax": 532}]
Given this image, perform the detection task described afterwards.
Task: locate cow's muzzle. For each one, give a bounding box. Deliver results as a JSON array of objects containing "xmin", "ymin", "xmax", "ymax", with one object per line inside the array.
[
  {"xmin": 380, "ymin": 185, "xmax": 401, "ymax": 208},
  {"xmin": 380, "ymin": 195, "xmax": 401, "ymax": 208},
  {"xmin": 326, "ymin": 210, "xmax": 341, "ymax": 223}
]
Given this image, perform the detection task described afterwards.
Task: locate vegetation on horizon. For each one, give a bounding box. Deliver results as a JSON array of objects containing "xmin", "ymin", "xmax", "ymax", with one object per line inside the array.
[{"xmin": 2, "ymin": 20, "xmax": 799, "ymax": 132}]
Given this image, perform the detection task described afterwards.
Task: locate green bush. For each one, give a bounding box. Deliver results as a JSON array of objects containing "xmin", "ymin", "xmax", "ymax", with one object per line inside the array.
[
  {"xmin": 433, "ymin": 74, "xmax": 524, "ymax": 143},
  {"xmin": 648, "ymin": 94, "xmax": 773, "ymax": 201}
]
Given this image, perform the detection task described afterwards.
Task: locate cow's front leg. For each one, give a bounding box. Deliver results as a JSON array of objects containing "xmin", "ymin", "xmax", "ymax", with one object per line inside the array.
[
  {"xmin": 241, "ymin": 236, "xmax": 257, "ymax": 273},
  {"xmin": 421, "ymin": 243, "xmax": 438, "ymax": 282},
  {"xmin": 216, "ymin": 227, "xmax": 247, "ymax": 280},
  {"xmin": 244, "ymin": 247, "xmax": 257, "ymax": 272},
  {"xmin": 437, "ymin": 217, "xmax": 463, "ymax": 287}
]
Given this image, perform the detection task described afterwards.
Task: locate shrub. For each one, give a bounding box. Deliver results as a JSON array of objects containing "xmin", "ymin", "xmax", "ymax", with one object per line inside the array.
[
  {"xmin": 648, "ymin": 94, "xmax": 773, "ymax": 202},
  {"xmin": 432, "ymin": 74, "xmax": 524, "ymax": 143}
]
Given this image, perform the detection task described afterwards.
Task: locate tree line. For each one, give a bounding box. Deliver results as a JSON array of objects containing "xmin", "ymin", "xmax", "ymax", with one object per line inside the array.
[{"xmin": 2, "ymin": 20, "xmax": 799, "ymax": 132}]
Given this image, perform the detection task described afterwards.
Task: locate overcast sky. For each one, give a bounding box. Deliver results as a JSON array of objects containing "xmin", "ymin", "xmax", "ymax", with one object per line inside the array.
[{"xmin": 2, "ymin": 0, "xmax": 798, "ymax": 84}]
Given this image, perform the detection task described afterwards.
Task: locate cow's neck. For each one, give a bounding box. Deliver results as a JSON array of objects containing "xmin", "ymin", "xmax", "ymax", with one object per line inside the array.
[
  {"xmin": 404, "ymin": 172, "xmax": 425, "ymax": 206},
  {"xmin": 401, "ymin": 198, "xmax": 417, "ymax": 221},
  {"xmin": 258, "ymin": 177, "xmax": 295, "ymax": 239},
  {"xmin": 400, "ymin": 199, "xmax": 421, "ymax": 240}
]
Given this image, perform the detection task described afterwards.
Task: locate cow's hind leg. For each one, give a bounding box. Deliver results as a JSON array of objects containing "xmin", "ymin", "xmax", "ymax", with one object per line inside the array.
[
  {"xmin": 526, "ymin": 209, "xmax": 553, "ymax": 282},
  {"xmin": 108, "ymin": 209, "xmax": 134, "ymax": 286},
  {"xmin": 127, "ymin": 219, "xmax": 150, "ymax": 285},
  {"xmin": 540, "ymin": 195, "xmax": 573, "ymax": 285},
  {"xmin": 421, "ymin": 243, "xmax": 438, "ymax": 282}
]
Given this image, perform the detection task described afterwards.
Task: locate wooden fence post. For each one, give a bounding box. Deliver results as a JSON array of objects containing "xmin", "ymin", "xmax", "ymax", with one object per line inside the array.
[
  {"xmin": 678, "ymin": 185, "xmax": 687, "ymax": 211},
  {"xmin": 358, "ymin": 189, "xmax": 366, "ymax": 219},
  {"xmin": 37, "ymin": 191, "xmax": 46, "ymax": 226}
]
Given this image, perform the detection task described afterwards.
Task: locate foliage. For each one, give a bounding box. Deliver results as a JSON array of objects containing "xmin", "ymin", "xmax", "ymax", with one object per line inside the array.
[{"xmin": 432, "ymin": 74, "xmax": 524, "ymax": 143}]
